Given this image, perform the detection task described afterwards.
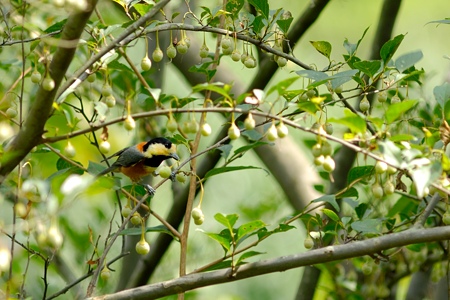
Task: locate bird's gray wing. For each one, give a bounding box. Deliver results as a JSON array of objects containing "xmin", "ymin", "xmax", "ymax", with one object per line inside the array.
[{"xmin": 112, "ymin": 146, "xmax": 146, "ymax": 167}]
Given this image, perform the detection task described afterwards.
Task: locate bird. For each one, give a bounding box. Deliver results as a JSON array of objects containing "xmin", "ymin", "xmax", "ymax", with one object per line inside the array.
[{"xmin": 97, "ymin": 137, "xmax": 179, "ymax": 195}]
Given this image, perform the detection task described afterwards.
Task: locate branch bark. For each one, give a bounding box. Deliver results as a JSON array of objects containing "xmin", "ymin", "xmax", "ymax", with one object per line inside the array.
[
  {"xmin": 0, "ymin": 0, "xmax": 98, "ymax": 182},
  {"xmin": 89, "ymin": 226, "xmax": 450, "ymax": 300}
]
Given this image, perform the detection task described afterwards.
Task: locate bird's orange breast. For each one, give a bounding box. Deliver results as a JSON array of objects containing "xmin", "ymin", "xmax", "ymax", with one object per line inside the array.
[{"xmin": 120, "ymin": 162, "xmax": 153, "ymax": 182}]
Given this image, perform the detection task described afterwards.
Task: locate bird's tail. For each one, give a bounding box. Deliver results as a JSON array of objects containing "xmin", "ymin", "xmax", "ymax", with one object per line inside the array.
[{"xmin": 96, "ymin": 166, "xmax": 117, "ymax": 178}]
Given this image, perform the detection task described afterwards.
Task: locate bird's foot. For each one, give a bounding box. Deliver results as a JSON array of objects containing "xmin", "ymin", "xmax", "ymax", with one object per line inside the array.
[
  {"xmin": 170, "ymin": 171, "xmax": 176, "ymax": 182},
  {"xmin": 141, "ymin": 184, "xmax": 156, "ymax": 195}
]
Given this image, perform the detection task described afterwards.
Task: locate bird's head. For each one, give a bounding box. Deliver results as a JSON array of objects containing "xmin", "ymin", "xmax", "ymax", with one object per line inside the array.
[{"xmin": 140, "ymin": 137, "xmax": 179, "ymax": 161}]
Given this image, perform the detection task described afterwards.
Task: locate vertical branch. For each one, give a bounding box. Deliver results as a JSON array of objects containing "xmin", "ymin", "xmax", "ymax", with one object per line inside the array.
[
  {"xmin": 6, "ymin": 3, "xmax": 28, "ymax": 295},
  {"xmin": 177, "ymin": 2, "xmax": 227, "ymax": 299}
]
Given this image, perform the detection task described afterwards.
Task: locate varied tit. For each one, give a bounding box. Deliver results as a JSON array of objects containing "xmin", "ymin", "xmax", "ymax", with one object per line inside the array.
[{"xmin": 97, "ymin": 137, "xmax": 179, "ymax": 194}]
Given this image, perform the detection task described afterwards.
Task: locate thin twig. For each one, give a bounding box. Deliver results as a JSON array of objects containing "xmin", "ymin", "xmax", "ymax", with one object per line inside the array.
[
  {"xmin": 414, "ymin": 193, "xmax": 443, "ymax": 228},
  {"xmin": 46, "ymin": 252, "xmax": 128, "ymax": 300},
  {"xmin": 85, "ymin": 191, "xmax": 151, "ymax": 296}
]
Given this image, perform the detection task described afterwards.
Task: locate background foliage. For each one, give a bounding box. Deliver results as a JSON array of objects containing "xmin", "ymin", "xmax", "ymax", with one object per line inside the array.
[{"xmin": 1, "ymin": 0, "xmax": 450, "ymax": 299}]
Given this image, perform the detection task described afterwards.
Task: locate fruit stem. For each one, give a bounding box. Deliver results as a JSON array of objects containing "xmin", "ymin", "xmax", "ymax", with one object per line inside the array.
[
  {"xmin": 156, "ymin": 30, "xmax": 160, "ymax": 49},
  {"xmin": 140, "ymin": 217, "xmax": 146, "ymax": 242}
]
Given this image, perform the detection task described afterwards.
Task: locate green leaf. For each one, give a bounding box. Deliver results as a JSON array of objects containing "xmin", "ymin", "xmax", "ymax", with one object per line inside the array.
[
  {"xmin": 385, "ymin": 218, "xmax": 396, "ymax": 231},
  {"xmin": 44, "ymin": 19, "xmax": 67, "ymax": 33},
  {"xmin": 56, "ymin": 158, "xmax": 84, "ymax": 174},
  {"xmin": 395, "ymin": 51, "xmax": 423, "ymax": 73},
  {"xmin": 434, "ymin": 82, "xmax": 450, "ymax": 109},
  {"xmin": 276, "ymin": 17, "xmax": 293, "ymax": 34},
  {"xmin": 248, "ymin": 0, "xmax": 269, "ymax": 19},
  {"xmin": 214, "ymin": 213, "xmax": 239, "ymax": 232},
  {"xmin": 297, "ymin": 101, "xmax": 319, "ymax": 114},
  {"xmin": 328, "ymin": 108, "xmax": 366, "ymax": 134},
  {"xmin": 257, "ymin": 224, "xmax": 295, "ymax": 240},
  {"xmin": 192, "ymin": 83, "xmax": 232, "ymax": 101},
  {"xmin": 147, "ymin": 88, "xmax": 161, "ymax": 103},
  {"xmin": 351, "ymin": 219, "xmax": 382, "ymax": 234},
  {"xmin": 94, "ymin": 101, "xmax": 109, "ymax": 121},
  {"xmin": 204, "ymin": 231, "xmax": 232, "ymax": 252},
  {"xmin": 379, "ymin": 141, "xmax": 402, "ymax": 168},
  {"xmin": 241, "ymin": 129, "xmax": 263, "ymax": 141},
  {"xmin": 189, "ymin": 62, "xmax": 217, "ymax": 82},
  {"xmin": 353, "ymin": 60, "xmax": 381, "ymax": 77},
  {"xmin": 33, "ymin": 146, "xmax": 51, "ymax": 154},
  {"xmin": 300, "ymin": 70, "xmax": 359, "ymax": 91},
  {"xmin": 88, "ymin": 176, "xmax": 115, "ymax": 192},
  {"xmin": 100, "ymin": 24, "xmax": 122, "ymax": 37},
  {"xmin": 389, "ymin": 134, "xmax": 416, "ymax": 142},
  {"xmin": 322, "ymin": 208, "xmax": 340, "ymax": 222},
  {"xmin": 387, "ymin": 196, "xmax": 416, "ymax": 218},
  {"xmin": 122, "ymin": 184, "xmax": 146, "ymax": 197},
  {"xmin": 267, "ymin": 77, "xmax": 299, "ymax": 96},
  {"xmin": 108, "ymin": 60, "xmax": 133, "ymax": 73},
  {"xmin": 380, "ymin": 34, "xmax": 405, "ymax": 64},
  {"xmin": 443, "ymin": 154, "xmax": 450, "ymax": 172},
  {"xmin": 411, "ymin": 162, "xmax": 442, "ymax": 198},
  {"xmin": 337, "ymin": 187, "xmax": 358, "ymax": 199},
  {"xmin": 233, "ymin": 142, "xmax": 269, "ymax": 155},
  {"xmin": 251, "ymin": 15, "xmax": 265, "ymax": 34},
  {"xmin": 312, "ymin": 194, "xmax": 339, "ymax": 212},
  {"xmin": 217, "ymin": 144, "xmax": 233, "ymax": 161},
  {"xmin": 203, "ymin": 260, "xmax": 233, "ymax": 272},
  {"xmin": 296, "ymin": 70, "xmax": 328, "ymax": 82},
  {"xmin": 366, "ymin": 116, "xmax": 383, "ymax": 130},
  {"xmin": 170, "ymin": 133, "xmax": 189, "ymax": 148},
  {"xmin": 281, "ymin": 89, "xmax": 303, "ymax": 102},
  {"xmin": 343, "ymin": 26, "xmax": 369, "ymax": 56},
  {"xmin": 355, "ymin": 203, "xmax": 369, "ymax": 219},
  {"xmin": 200, "ymin": 6, "xmax": 212, "ymax": 17},
  {"xmin": 347, "ymin": 166, "xmax": 374, "ymax": 185},
  {"xmin": 406, "ymin": 243, "xmax": 426, "ymax": 252},
  {"xmin": 226, "ymin": 0, "xmax": 244, "ymax": 16},
  {"xmin": 205, "ymin": 166, "xmax": 263, "ymax": 179},
  {"xmin": 88, "ymin": 161, "xmax": 106, "ymax": 175},
  {"xmin": 236, "ymin": 251, "xmax": 264, "ymax": 265},
  {"xmin": 236, "ymin": 220, "xmax": 266, "ymax": 243},
  {"xmin": 133, "ymin": 3, "xmax": 152, "ymax": 16},
  {"xmin": 329, "ymin": 69, "xmax": 359, "ymax": 89},
  {"xmin": 341, "ymin": 216, "xmax": 352, "ymax": 227},
  {"xmin": 385, "ymin": 99, "xmax": 418, "ymax": 123},
  {"xmin": 310, "ymin": 41, "xmax": 332, "ymax": 60}
]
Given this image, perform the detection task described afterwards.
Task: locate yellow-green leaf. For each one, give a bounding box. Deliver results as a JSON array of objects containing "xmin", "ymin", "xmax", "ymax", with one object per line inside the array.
[{"xmin": 310, "ymin": 41, "xmax": 332, "ymax": 60}]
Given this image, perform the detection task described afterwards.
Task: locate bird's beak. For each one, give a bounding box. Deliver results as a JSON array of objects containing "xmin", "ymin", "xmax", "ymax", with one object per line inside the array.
[{"xmin": 170, "ymin": 153, "xmax": 180, "ymax": 161}]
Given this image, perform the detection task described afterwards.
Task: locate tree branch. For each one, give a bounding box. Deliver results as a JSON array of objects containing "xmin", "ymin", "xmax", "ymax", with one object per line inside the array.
[
  {"xmin": 56, "ymin": 0, "xmax": 171, "ymax": 101},
  {"xmin": 88, "ymin": 226, "xmax": 450, "ymax": 300},
  {"xmin": 0, "ymin": 0, "xmax": 98, "ymax": 182}
]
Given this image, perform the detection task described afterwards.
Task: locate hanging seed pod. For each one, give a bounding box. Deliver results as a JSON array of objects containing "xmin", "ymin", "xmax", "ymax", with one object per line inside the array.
[
  {"xmin": 141, "ymin": 55, "xmax": 152, "ymax": 71},
  {"xmin": 167, "ymin": 44, "xmax": 177, "ymax": 59},
  {"xmin": 359, "ymin": 96, "xmax": 370, "ymax": 112},
  {"xmin": 244, "ymin": 113, "xmax": 256, "ymax": 130},
  {"xmin": 228, "ymin": 123, "xmax": 240, "ymax": 140}
]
